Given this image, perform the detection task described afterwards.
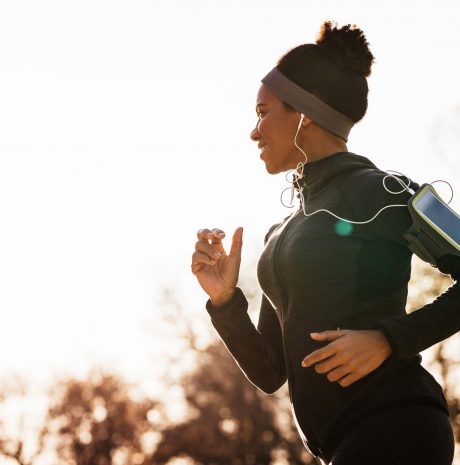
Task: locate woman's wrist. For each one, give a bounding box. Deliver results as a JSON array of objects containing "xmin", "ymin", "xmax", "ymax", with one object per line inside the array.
[{"xmin": 210, "ymin": 289, "xmax": 236, "ymax": 308}]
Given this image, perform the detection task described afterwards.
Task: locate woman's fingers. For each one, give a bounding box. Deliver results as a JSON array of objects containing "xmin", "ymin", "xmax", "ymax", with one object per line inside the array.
[
  {"xmin": 195, "ymin": 239, "xmax": 224, "ymax": 260},
  {"xmin": 302, "ymin": 330, "xmax": 392, "ymax": 388},
  {"xmin": 196, "ymin": 228, "xmax": 227, "ymax": 255},
  {"xmin": 325, "ymin": 365, "xmax": 351, "ymax": 383},
  {"xmin": 209, "ymin": 228, "xmax": 225, "ymax": 244},
  {"xmin": 312, "ymin": 355, "xmax": 344, "ymax": 374},
  {"xmin": 192, "ymin": 226, "xmax": 242, "ymax": 277},
  {"xmin": 310, "ymin": 330, "xmax": 346, "ymax": 342},
  {"xmin": 191, "ymin": 251, "xmax": 219, "ymax": 271},
  {"xmin": 197, "ymin": 228, "xmax": 225, "ymax": 243},
  {"xmin": 336, "ymin": 373, "xmax": 358, "ymax": 388},
  {"xmin": 301, "ymin": 343, "xmax": 337, "ymax": 367}
]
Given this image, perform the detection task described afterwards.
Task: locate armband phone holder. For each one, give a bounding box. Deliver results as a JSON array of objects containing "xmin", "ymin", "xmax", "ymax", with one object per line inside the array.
[{"xmin": 404, "ymin": 183, "xmax": 460, "ymax": 266}]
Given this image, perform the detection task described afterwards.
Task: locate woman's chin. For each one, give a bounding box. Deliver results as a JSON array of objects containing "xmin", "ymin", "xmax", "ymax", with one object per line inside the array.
[
  {"xmin": 264, "ymin": 163, "xmax": 280, "ymax": 175},
  {"xmin": 260, "ymin": 153, "xmax": 285, "ymax": 174}
]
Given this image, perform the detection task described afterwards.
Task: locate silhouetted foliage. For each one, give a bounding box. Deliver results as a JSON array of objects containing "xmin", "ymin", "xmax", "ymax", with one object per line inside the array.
[
  {"xmin": 155, "ymin": 286, "xmax": 318, "ymax": 465},
  {"xmin": 0, "ymin": 378, "xmax": 46, "ymax": 465},
  {"xmin": 152, "ymin": 341, "xmax": 316, "ymax": 465},
  {"xmin": 432, "ymin": 342, "xmax": 460, "ymax": 444},
  {"xmin": 43, "ymin": 372, "xmax": 160, "ymax": 465},
  {"xmin": 408, "ymin": 258, "xmax": 460, "ymax": 446},
  {"xmin": 1, "ymin": 257, "xmax": 459, "ymax": 464}
]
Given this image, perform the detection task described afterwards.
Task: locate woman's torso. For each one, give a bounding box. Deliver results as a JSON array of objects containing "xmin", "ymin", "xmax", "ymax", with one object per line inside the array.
[{"xmin": 256, "ymin": 152, "xmax": 448, "ymax": 458}]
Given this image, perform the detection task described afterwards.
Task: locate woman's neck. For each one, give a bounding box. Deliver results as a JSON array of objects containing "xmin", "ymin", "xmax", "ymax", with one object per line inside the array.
[{"xmin": 300, "ymin": 123, "xmax": 349, "ymax": 163}]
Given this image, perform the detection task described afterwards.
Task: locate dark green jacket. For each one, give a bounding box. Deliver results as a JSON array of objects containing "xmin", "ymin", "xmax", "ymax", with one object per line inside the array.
[{"xmin": 206, "ymin": 152, "xmax": 459, "ymax": 461}]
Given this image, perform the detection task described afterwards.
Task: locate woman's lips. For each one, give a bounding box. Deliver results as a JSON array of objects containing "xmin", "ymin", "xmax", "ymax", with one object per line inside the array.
[{"xmin": 259, "ymin": 145, "xmax": 267, "ymax": 159}]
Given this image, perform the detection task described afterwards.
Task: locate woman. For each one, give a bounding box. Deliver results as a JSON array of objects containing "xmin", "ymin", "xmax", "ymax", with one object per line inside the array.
[{"xmin": 191, "ymin": 21, "xmax": 458, "ymax": 465}]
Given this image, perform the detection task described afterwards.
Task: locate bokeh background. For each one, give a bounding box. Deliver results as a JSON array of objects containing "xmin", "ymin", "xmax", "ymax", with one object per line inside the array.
[{"xmin": 1, "ymin": 0, "xmax": 460, "ymax": 464}]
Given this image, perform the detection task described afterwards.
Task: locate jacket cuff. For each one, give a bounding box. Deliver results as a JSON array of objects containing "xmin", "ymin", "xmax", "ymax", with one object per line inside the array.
[
  {"xmin": 375, "ymin": 315, "xmax": 418, "ymax": 360},
  {"xmin": 206, "ymin": 287, "xmax": 248, "ymax": 339},
  {"xmin": 374, "ymin": 319, "xmax": 401, "ymax": 359}
]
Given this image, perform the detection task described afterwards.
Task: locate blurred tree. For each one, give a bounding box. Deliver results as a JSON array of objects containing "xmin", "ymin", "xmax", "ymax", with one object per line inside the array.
[
  {"xmin": 42, "ymin": 371, "xmax": 161, "ymax": 465},
  {"xmin": 0, "ymin": 377, "xmax": 46, "ymax": 465},
  {"xmin": 154, "ymin": 287, "xmax": 318, "ymax": 465},
  {"xmin": 1, "ymin": 256, "xmax": 458, "ymax": 465},
  {"xmin": 406, "ymin": 257, "xmax": 453, "ymax": 313},
  {"xmin": 432, "ymin": 341, "xmax": 460, "ymax": 445},
  {"xmin": 152, "ymin": 341, "xmax": 317, "ymax": 465},
  {"xmin": 407, "ymin": 257, "xmax": 460, "ymax": 448}
]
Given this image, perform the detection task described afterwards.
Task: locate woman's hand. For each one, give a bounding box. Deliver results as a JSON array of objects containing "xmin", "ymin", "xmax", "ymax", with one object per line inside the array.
[
  {"xmin": 301, "ymin": 329, "xmax": 392, "ymax": 387},
  {"xmin": 191, "ymin": 227, "xmax": 243, "ymax": 306}
]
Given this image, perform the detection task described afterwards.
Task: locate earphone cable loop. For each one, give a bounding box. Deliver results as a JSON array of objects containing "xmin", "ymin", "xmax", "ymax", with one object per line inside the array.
[{"xmin": 430, "ymin": 179, "xmax": 454, "ymax": 204}]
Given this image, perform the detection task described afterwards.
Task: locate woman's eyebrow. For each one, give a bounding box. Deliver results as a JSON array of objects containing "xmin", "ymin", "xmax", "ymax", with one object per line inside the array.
[{"xmin": 255, "ymin": 103, "xmax": 267, "ymax": 112}]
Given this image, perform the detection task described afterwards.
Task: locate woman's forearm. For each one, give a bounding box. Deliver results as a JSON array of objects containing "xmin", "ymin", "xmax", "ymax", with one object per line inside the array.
[{"xmin": 206, "ymin": 288, "xmax": 287, "ymax": 394}]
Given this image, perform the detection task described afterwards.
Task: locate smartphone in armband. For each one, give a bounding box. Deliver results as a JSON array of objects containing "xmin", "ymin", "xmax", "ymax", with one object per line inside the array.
[{"xmin": 404, "ymin": 184, "xmax": 460, "ymax": 266}]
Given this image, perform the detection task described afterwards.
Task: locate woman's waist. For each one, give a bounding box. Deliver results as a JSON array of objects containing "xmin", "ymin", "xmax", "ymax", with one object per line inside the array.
[{"xmin": 288, "ymin": 358, "xmax": 447, "ymax": 459}]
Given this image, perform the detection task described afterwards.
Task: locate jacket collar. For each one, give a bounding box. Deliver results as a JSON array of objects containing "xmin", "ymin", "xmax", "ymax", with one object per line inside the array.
[{"xmin": 294, "ymin": 152, "xmax": 378, "ymax": 196}]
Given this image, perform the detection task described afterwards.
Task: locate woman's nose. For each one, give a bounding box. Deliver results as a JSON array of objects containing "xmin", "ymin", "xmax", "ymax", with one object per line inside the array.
[{"xmin": 250, "ymin": 125, "xmax": 259, "ymax": 141}]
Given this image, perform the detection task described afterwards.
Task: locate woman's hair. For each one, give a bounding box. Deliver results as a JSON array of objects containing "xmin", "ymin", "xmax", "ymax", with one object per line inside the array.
[{"xmin": 277, "ymin": 21, "xmax": 375, "ymax": 123}]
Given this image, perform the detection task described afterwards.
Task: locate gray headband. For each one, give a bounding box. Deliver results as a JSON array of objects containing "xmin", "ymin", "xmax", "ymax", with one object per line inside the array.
[{"xmin": 261, "ymin": 67, "xmax": 354, "ymax": 142}]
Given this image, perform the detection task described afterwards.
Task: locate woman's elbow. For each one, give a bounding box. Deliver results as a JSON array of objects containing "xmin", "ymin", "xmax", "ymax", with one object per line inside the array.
[{"xmin": 254, "ymin": 372, "xmax": 287, "ymax": 395}]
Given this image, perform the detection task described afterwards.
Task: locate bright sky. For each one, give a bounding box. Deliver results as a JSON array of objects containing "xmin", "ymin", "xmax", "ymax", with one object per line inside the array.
[{"xmin": 1, "ymin": 0, "xmax": 460, "ymax": 390}]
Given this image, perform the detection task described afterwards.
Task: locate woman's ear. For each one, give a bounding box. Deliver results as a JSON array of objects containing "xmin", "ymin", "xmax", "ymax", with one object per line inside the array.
[
  {"xmin": 301, "ymin": 114, "xmax": 312, "ymax": 127},
  {"xmin": 297, "ymin": 113, "xmax": 312, "ymax": 129}
]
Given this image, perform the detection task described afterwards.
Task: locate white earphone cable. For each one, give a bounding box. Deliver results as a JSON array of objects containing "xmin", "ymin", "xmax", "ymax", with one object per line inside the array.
[{"xmin": 283, "ymin": 114, "xmax": 453, "ymax": 225}]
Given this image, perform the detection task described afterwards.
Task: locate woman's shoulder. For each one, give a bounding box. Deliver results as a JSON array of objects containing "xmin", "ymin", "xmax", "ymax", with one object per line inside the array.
[
  {"xmin": 336, "ymin": 154, "xmax": 419, "ymax": 244},
  {"xmin": 341, "ymin": 153, "xmax": 419, "ymax": 205}
]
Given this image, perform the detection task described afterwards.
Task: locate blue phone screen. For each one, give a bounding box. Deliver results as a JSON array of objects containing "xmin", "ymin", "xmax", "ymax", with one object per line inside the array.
[{"xmin": 416, "ymin": 190, "xmax": 460, "ymax": 246}]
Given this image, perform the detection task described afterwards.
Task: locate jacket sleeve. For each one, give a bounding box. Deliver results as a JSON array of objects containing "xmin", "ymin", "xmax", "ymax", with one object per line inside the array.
[
  {"xmin": 206, "ymin": 289, "xmax": 287, "ymax": 394},
  {"xmin": 376, "ymin": 254, "xmax": 460, "ymax": 359},
  {"xmin": 361, "ymin": 172, "xmax": 460, "ymax": 359}
]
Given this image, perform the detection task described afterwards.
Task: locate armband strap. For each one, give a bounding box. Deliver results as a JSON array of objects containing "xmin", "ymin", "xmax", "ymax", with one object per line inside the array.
[{"xmin": 404, "ymin": 229, "xmax": 440, "ymax": 266}]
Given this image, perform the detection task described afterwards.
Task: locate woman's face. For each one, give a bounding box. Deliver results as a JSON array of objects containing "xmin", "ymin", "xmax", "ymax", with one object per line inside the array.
[{"xmin": 250, "ymin": 84, "xmax": 305, "ymax": 174}]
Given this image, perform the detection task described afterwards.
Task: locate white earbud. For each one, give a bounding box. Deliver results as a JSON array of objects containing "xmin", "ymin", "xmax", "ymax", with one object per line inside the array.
[{"xmin": 297, "ymin": 113, "xmax": 305, "ymax": 130}]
